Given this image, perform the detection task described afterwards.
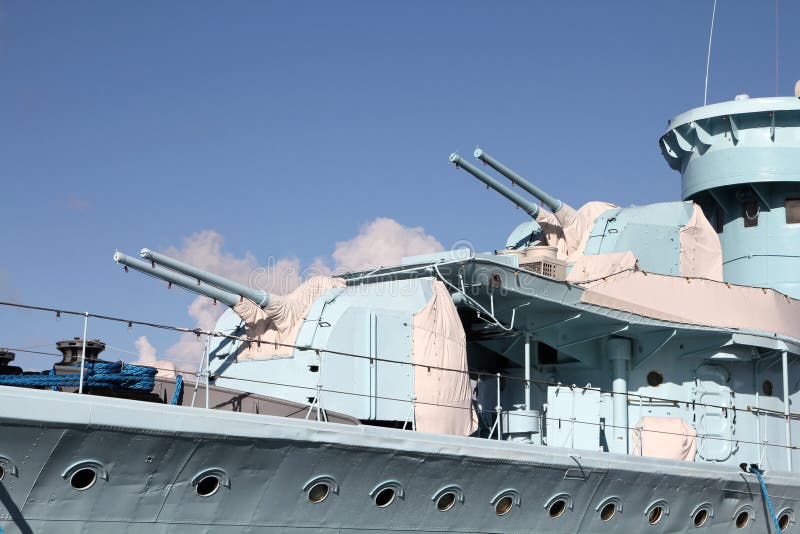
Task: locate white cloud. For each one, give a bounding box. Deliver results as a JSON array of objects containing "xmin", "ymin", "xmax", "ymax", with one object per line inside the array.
[
  {"xmin": 164, "ymin": 230, "xmax": 259, "ymax": 286},
  {"xmin": 161, "ymin": 230, "xmax": 311, "ymax": 366},
  {"xmin": 132, "ymin": 335, "xmax": 176, "ymax": 378},
  {"xmin": 152, "ymin": 219, "xmax": 441, "ymax": 368},
  {"xmin": 332, "ymin": 217, "xmax": 443, "ymax": 271},
  {"xmin": 164, "ymin": 333, "xmax": 205, "ymax": 371}
]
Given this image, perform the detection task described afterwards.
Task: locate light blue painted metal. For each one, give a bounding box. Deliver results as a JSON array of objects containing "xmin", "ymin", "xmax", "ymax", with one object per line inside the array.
[
  {"xmin": 140, "ymin": 248, "xmax": 270, "ymax": 307},
  {"xmin": 607, "ymin": 337, "xmax": 631, "ymax": 455},
  {"xmin": 449, "ymin": 153, "xmax": 541, "ymax": 218},
  {"xmin": 583, "ymin": 202, "xmax": 692, "ymax": 275},
  {"xmin": 113, "ymin": 251, "xmax": 240, "ymax": 306},
  {"xmin": 147, "ymin": 241, "xmax": 800, "ymax": 475},
  {"xmin": 3, "ymin": 385, "xmax": 799, "ymax": 533},
  {"xmin": 213, "ymin": 278, "xmax": 432, "ymax": 423},
  {"xmin": 661, "ymin": 96, "xmax": 800, "ymax": 297},
  {"xmin": 505, "ymin": 220, "xmax": 543, "ymax": 249},
  {"xmin": 474, "ymin": 148, "xmax": 563, "ymax": 212}
]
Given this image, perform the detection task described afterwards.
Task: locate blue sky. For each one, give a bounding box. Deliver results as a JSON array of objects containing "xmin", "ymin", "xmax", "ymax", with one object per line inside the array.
[{"xmin": 1, "ymin": 1, "xmax": 798, "ymax": 369}]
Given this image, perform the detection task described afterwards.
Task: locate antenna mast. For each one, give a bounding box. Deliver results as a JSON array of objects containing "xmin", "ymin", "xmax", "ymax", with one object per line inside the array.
[
  {"xmin": 703, "ymin": 0, "xmax": 718, "ymax": 106},
  {"xmin": 775, "ymin": 0, "xmax": 780, "ymax": 96}
]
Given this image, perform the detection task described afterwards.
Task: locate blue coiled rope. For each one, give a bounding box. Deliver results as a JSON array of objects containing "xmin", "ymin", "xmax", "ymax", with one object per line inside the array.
[
  {"xmin": 0, "ymin": 361, "xmax": 157, "ymax": 392},
  {"xmin": 170, "ymin": 375, "xmax": 184, "ymax": 405},
  {"xmin": 749, "ymin": 466, "xmax": 782, "ymax": 533}
]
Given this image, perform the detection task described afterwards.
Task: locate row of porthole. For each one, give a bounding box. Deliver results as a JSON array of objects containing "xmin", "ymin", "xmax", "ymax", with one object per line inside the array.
[
  {"xmin": 0, "ymin": 460, "xmax": 239, "ymax": 498},
  {"xmin": 26, "ymin": 462, "xmax": 793, "ymax": 532},
  {"xmin": 647, "ymin": 370, "xmax": 781, "ymax": 399},
  {"xmin": 547, "ymin": 495, "xmax": 792, "ymax": 531},
  {"xmin": 299, "ymin": 475, "xmax": 795, "ymax": 531}
]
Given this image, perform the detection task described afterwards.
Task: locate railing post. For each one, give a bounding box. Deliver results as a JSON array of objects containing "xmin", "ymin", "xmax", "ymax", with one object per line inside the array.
[
  {"xmin": 524, "ymin": 333, "xmax": 531, "ymax": 410},
  {"xmin": 782, "ymin": 350, "xmax": 792, "ymax": 471},
  {"xmin": 78, "ymin": 312, "xmax": 89, "ymax": 394},
  {"xmin": 496, "ymin": 372, "xmax": 503, "ymax": 441},
  {"xmin": 204, "ymin": 334, "xmax": 211, "ymax": 409}
]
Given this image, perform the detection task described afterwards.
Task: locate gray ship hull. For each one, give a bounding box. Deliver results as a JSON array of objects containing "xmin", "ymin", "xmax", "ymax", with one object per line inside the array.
[{"xmin": 0, "ymin": 386, "xmax": 796, "ymax": 533}]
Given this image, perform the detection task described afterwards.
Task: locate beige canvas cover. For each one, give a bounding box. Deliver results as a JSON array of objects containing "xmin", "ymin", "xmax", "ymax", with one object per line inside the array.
[
  {"xmin": 564, "ymin": 201, "xmax": 619, "ymax": 262},
  {"xmin": 552, "ymin": 202, "xmax": 578, "ymax": 228},
  {"xmin": 233, "ymin": 276, "xmax": 345, "ymax": 359},
  {"xmin": 536, "ymin": 201, "xmax": 618, "ymax": 261},
  {"xmin": 631, "ymin": 416, "xmax": 697, "ymax": 461},
  {"xmin": 566, "ymin": 251, "xmax": 638, "ymax": 285},
  {"xmin": 679, "ymin": 203, "xmax": 723, "ymax": 281},
  {"xmin": 534, "ymin": 209, "xmax": 569, "ymax": 259},
  {"xmin": 580, "ymin": 271, "xmax": 800, "ymax": 340},
  {"xmin": 412, "ymin": 280, "xmax": 478, "ymax": 436},
  {"xmin": 537, "ymin": 201, "xmax": 724, "ymax": 282}
]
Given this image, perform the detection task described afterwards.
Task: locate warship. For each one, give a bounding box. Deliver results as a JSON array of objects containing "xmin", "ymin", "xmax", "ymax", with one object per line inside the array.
[{"xmin": 3, "ymin": 86, "xmax": 800, "ymax": 533}]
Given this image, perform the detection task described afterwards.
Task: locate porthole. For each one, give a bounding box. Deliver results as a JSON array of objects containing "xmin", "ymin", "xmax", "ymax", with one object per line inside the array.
[
  {"xmin": 70, "ymin": 467, "xmax": 97, "ymax": 491},
  {"xmin": 763, "ymin": 380, "xmax": 774, "ymax": 396},
  {"xmin": 374, "ymin": 487, "xmax": 396, "ymax": 508},
  {"xmin": 595, "ymin": 496, "xmax": 623, "ymax": 522},
  {"xmin": 491, "ymin": 489, "xmax": 520, "ymax": 516},
  {"xmin": 549, "ymin": 499, "xmax": 567, "ymax": 518},
  {"xmin": 191, "ymin": 468, "xmax": 230, "ymax": 497},
  {"xmin": 370, "ymin": 480, "xmax": 404, "ymax": 507},
  {"xmin": 0, "ymin": 455, "xmax": 17, "ymax": 481},
  {"xmin": 489, "ymin": 273, "xmax": 502, "ymax": 289},
  {"xmin": 437, "ymin": 492, "xmax": 456, "ymax": 512},
  {"xmin": 195, "ymin": 475, "xmax": 220, "ymax": 497},
  {"xmin": 735, "ymin": 510, "xmax": 749, "ymax": 528},
  {"xmin": 693, "ymin": 508, "xmax": 709, "ymax": 527},
  {"xmin": 495, "ymin": 495, "xmax": 513, "ymax": 516},
  {"xmin": 732, "ymin": 506, "xmax": 754, "ymax": 529},
  {"xmin": 308, "ymin": 482, "xmax": 330, "ymax": 504},
  {"xmin": 303, "ymin": 475, "xmax": 338, "ymax": 504},
  {"xmin": 689, "ymin": 503, "xmax": 713, "ymax": 528},
  {"xmin": 647, "ymin": 371, "xmax": 664, "ymax": 387},
  {"xmin": 776, "ymin": 508, "xmax": 795, "ymax": 532},
  {"xmin": 432, "ymin": 485, "xmax": 463, "ymax": 512},
  {"xmin": 545, "ymin": 493, "xmax": 573, "ymax": 518},
  {"xmin": 645, "ymin": 502, "xmax": 669, "ymax": 526},
  {"xmin": 649, "ymin": 506, "xmax": 664, "ymax": 525},
  {"xmin": 779, "ymin": 512, "xmax": 791, "ymax": 531},
  {"xmin": 600, "ymin": 502, "xmax": 617, "ymax": 521}
]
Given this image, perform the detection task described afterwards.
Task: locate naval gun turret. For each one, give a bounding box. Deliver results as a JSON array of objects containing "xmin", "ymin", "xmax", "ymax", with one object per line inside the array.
[
  {"xmin": 451, "ymin": 146, "xmax": 725, "ymax": 281},
  {"xmin": 114, "ymin": 247, "xmax": 477, "ymax": 436},
  {"xmin": 450, "ymin": 150, "xmax": 576, "ymax": 274}
]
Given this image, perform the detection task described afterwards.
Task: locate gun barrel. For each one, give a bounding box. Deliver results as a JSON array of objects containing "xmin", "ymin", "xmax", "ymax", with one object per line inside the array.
[
  {"xmin": 474, "ymin": 148, "xmax": 563, "ymax": 213},
  {"xmin": 113, "ymin": 252, "xmax": 240, "ymax": 307},
  {"xmin": 140, "ymin": 249, "xmax": 269, "ymax": 307},
  {"xmin": 450, "ymin": 153, "xmax": 540, "ymax": 218}
]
